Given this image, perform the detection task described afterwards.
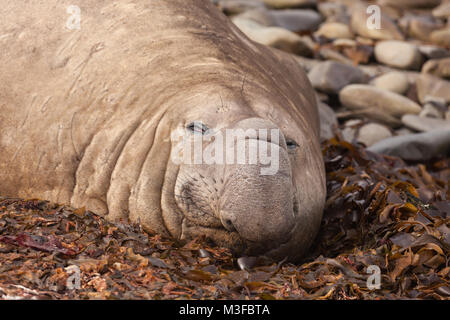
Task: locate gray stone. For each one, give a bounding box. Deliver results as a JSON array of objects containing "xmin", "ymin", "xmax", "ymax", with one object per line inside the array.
[
  {"xmin": 416, "ymin": 74, "xmax": 450, "ymax": 104},
  {"xmin": 308, "ymin": 61, "xmax": 366, "ymax": 94},
  {"xmin": 341, "ymin": 119, "xmax": 363, "ymax": 143},
  {"xmin": 232, "ymin": 17, "xmax": 314, "ymax": 56},
  {"xmin": 372, "ymin": 72, "xmax": 410, "ymax": 95},
  {"xmin": 374, "ymin": 41, "xmax": 423, "ymax": 70},
  {"xmin": 318, "ymin": 101, "xmax": 338, "ymax": 141},
  {"xmin": 217, "ymin": 0, "xmax": 266, "ymax": 15},
  {"xmin": 236, "ymin": 8, "xmax": 275, "ymax": 26},
  {"xmin": 358, "ymin": 123, "xmax": 393, "ymax": 147},
  {"xmin": 292, "ymin": 55, "xmax": 319, "ymax": 72},
  {"xmin": 423, "ymin": 96, "xmax": 448, "ymax": 110},
  {"xmin": 401, "ymin": 114, "xmax": 450, "ymax": 132},
  {"xmin": 343, "ymin": 121, "xmax": 392, "ymax": 147},
  {"xmin": 432, "ymin": 2, "xmax": 450, "ymax": 18},
  {"xmin": 379, "ymin": 0, "xmax": 442, "ymax": 8},
  {"xmin": 350, "ymin": 3, "xmax": 404, "ymax": 41},
  {"xmin": 339, "ymin": 84, "xmax": 422, "ymax": 119},
  {"xmin": 317, "ymin": 2, "xmax": 348, "ymax": 22},
  {"xmin": 419, "ymin": 45, "xmax": 450, "ymax": 60},
  {"xmin": 401, "ymin": 16, "xmax": 444, "ymax": 42},
  {"xmin": 270, "ymin": 9, "xmax": 322, "ymax": 32},
  {"xmin": 263, "ymin": 0, "xmax": 316, "ymax": 9},
  {"xmin": 368, "ymin": 129, "xmax": 450, "ymax": 162},
  {"xmin": 395, "ymin": 128, "xmax": 415, "ymax": 136},
  {"xmin": 318, "ymin": 48, "xmax": 354, "ymax": 65},
  {"xmin": 315, "ymin": 22, "xmax": 354, "ymax": 39},
  {"xmin": 431, "ymin": 28, "xmax": 450, "ymax": 47},
  {"xmin": 422, "ymin": 58, "xmax": 450, "ymax": 80},
  {"xmin": 420, "ymin": 104, "xmax": 445, "ymax": 119}
]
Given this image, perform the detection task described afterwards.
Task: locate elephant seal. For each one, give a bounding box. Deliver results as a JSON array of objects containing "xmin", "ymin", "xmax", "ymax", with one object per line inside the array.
[{"xmin": 0, "ymin": 0, "xmax": 326, "ymax": 261}]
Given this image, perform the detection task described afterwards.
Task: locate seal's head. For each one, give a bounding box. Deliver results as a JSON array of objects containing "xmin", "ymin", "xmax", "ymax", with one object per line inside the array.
[
  {"xmin": 131, "ymin": 2, "xmax": 326, "ymax": 261},
  {"xmin": 161, "ymin": 72, "xmax": 326, "ymax": 261}
]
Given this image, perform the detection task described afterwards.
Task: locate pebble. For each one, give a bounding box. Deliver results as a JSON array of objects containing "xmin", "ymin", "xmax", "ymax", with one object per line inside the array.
[
  {"xmin": 308, "ymin": 61, "xmax": 367, "ymax": 94},
  {"xmin": 422, "ymin": 58, "xmax": 450, "ymax": 79},
  {"xmin": 419, "ymin": 45, "xmax": 450, "ymax": 60},
  {"xmin": 402, "ymin": 114, "xmax": 450, "ymax": 132},
  {"xmin": 236, "ymin": 8, "xmax": 275, "ymax": 26},
  {"xmin": 374, "ymin": 41, "xmax": 423, "ymax": 70},
  {"xmin": 350, "ymin": 4, "xmax": 404, "ymax": 41},
  {"xmin": 217, "ymin": 0, "xmax": 265, "ymax": 15},
  {"xmin": 317, "ymin": 2, "xmax": 348, "ymax": 23},
  {"xmin": 420, "ymin": 104, "xmax": 445, "ymax": 119},
  {"xmin": 232, "ymin": 17, "xmax": 314, "ymax": 56},
  {"xmin": 402, "ymin": 16, "xmax": 444, "ymax": 42},
  {"xmin": 368, "ymin": 129, "xmax": 450, "ymax": 162},
  {"xmin": 431, "ymin": 28, "xmax": 450, "ymax": 47},
  {"xmin": 416, "ymin": 74, "xmax": 450, "ymax": 104},
  {"xmin": 379, "ymin": 0, "xmax": 442, "ymax": 8},
  {"xmin": 433, "ymin": 2, "xmax": 450, "ymax": 18},
  {"xmin": 318, "ymin": 101, "xmax": 338, "ymax": 141},
  {"xmin": 372, "ymin": 72, "xmax": 410, "ymax": 95},
  {"xmin": 315, "ymin": 22, "xmax": 353, "ymax": 39},
  {"xmin": 339, "ymin": 84, "xmax": 422, "ymax": 119},
  {"xmin": 270, "ymin": 9, "xmax": 322, "ymax": 32},
  {"xmin": 343, "ymin": 122, "xmax": 392, "ymax": 147},
  {"xmin": 263, "ymin": 0, "xmax": 316, "ymax": 9}
]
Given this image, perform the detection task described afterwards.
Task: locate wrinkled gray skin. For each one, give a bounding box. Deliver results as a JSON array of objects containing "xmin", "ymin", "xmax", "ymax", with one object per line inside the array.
[{"xmin": 0, "ymin": 0, "xmax": 326, "ymax": 261}]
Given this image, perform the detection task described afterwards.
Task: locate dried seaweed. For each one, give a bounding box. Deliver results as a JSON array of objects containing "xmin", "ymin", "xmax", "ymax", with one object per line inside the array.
[{"xmin": 0, "ymin": 138, "xmax": 448, "ymax": 300}]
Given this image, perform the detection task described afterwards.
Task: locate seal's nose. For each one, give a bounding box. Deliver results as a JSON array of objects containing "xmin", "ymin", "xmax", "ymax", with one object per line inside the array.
[{"xmin": 216, "ymin": 117, "xmax": 296, "ymax": 244}]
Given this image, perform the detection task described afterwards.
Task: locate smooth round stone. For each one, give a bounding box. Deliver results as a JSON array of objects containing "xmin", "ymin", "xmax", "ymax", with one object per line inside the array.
[
  {"xmin": 317, "ymin": 2, "xmax": 348, "ymax": 20},
  {"xmin": 416, "ymin": 74, "xmax": 450, "ymax": 104},
  {"xmin": 433, "ymin": 2, "xmax": 450, "ymax": 18},
  {"xmin": 232, "ymin": 17, "xmax": 314, "ymax": 56},
  {"xmin": 372, "ymin": 72, "xmax": 410, "ymax": 95},
  {"xmin": 217, "ymin": 0, "xmax": 266, "ymax": 15},
  {"xmin": 308, "ymin": 61, "xmax": 366, "ymax": 94},
  {"xmin": 419, "ymin": 45, "xmax": 450, "ymax": 60},
  {"xmin": 431, "ymin": 28, "xmax": 450, "ymax": 47},
  {"xmin": 395, "ymin": 128, "xmax": 415, "ymax": 136},
  {"xmin": 339, "ymin": 84, "xmax": 422, "ymax": 118},
  {"xmin": 406, "ymin": 17, "xmax": 444, "ymax": 42},
  {"xmin": 350, "ymin": 4, "xmax": 404, "ymax": 41},
  {"xmin": 263, "ymin": 0, "xmax": 316, "ymax": 9},
  {"xmin": 342, "ymin": 121, "xmax": 392, "ymax": 146},
  {"xmin": 341, "ymin": 119, "xmax": 362, "ymax": 143},
  {"xmin": 420, "ymin": 104, "xmax": 444, "ymax": 119},
  {"xmin": 402, "ymin": 114, "xmax": 450, "ymax": 132},
  {"xmin": 422, "ymin": 58, "xmax": 450, "ymax": 80},
  {"xmin": 270, "ymin": 9, "xmax": 322, "ymax": 32},
  {"xmin": 236, "ymin": 8, "xmax": 276, "ymax": 26},
  {"xmin": 368, "ymin": 129, "xmax": 450, "ymax": 162},
  {"xmin": 315, "ymin": 22, "xmax": 353, "ymax": 39},
  {"xmin": 358, "ymin": 123, "xmax": 393, "ymax": 147},
  {"xmin": 317, "ymin": 101, "xmax": 338, "ymax": 141},
  {"xmin": 374, "ymin": 41, "xmax": 423, "ymax": 70},
  {"xmin": 333, "ymin": 39, "xmax": 357, "ymax": 47},
  {"xmin": 378, "ymin": 0, "xmax": 442, "ymax": 8}
]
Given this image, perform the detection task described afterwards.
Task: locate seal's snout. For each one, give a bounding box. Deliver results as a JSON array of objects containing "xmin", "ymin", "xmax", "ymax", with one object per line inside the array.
[{"xmin": 217, "ymin": 117, "xmax": 297, "ymax": 248}]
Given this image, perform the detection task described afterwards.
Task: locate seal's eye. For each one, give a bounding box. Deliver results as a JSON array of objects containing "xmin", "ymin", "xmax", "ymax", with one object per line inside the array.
[
  {"xmin": 286, "ymin": 139, "xmax": 298, "ymax": 150},
  {"xmin": 187, "ymin": 122, "xmax": 209, "ymax": 135}
]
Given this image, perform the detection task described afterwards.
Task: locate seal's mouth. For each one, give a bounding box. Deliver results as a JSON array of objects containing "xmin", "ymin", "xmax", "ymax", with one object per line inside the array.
[{"xmin": 175, "ymin": 193, "xmax": 299, "ymax": 258}]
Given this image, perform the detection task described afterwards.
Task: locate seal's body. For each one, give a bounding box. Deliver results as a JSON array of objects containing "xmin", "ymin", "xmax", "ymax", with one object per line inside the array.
[{"xmin": 0, "ymin": 0, "xmax": 325, "ymax": 260}]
